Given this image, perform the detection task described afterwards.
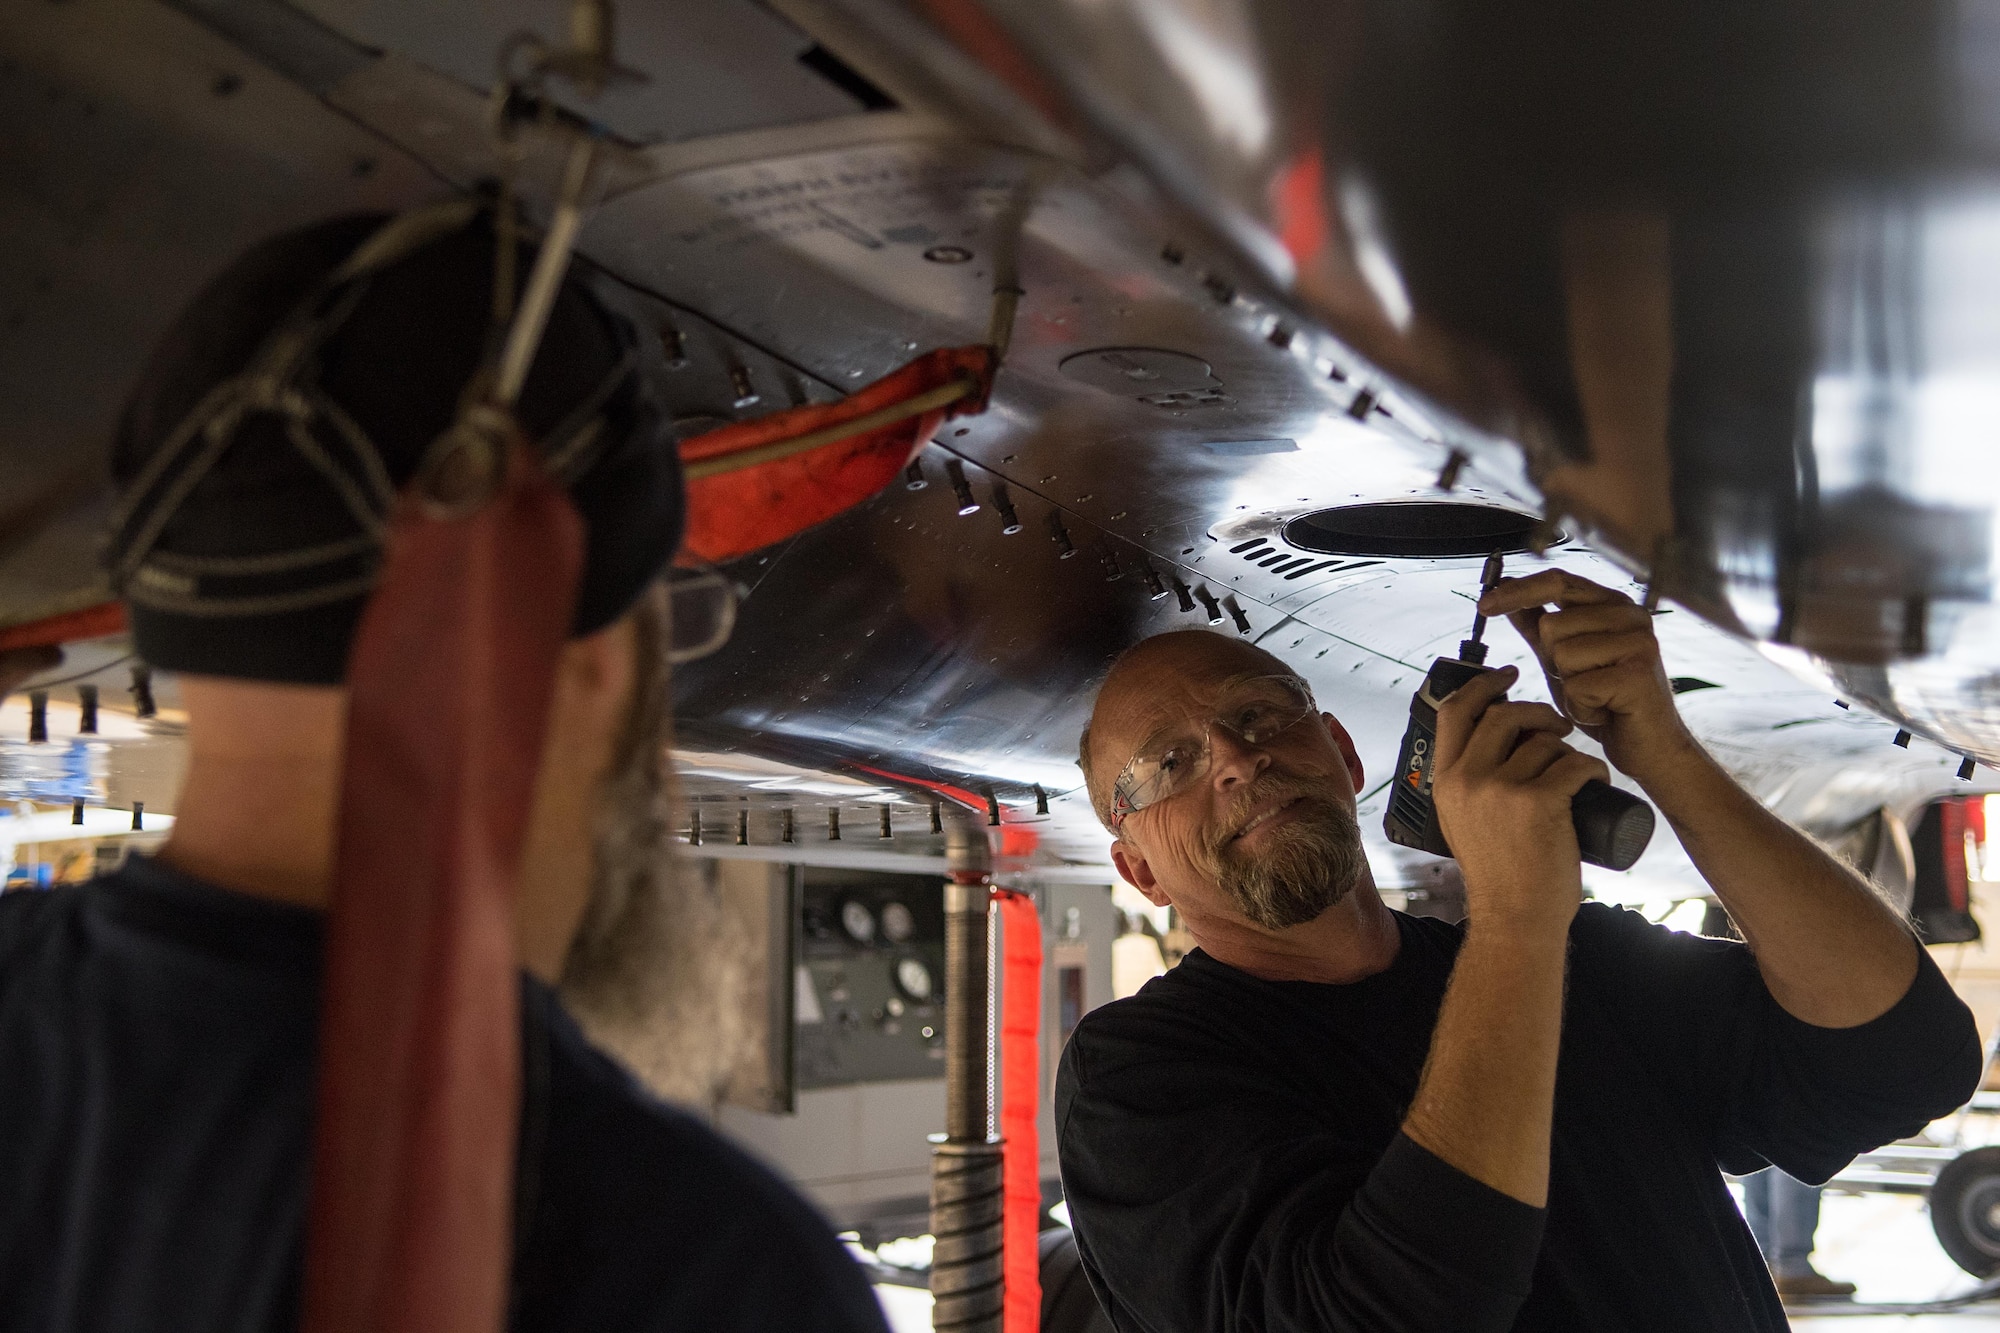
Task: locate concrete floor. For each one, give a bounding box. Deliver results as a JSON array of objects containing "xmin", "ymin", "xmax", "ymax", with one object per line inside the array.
[{"xmin": 1781, "ymin": 1190, "xmax": 1997, "ymax": 1328}]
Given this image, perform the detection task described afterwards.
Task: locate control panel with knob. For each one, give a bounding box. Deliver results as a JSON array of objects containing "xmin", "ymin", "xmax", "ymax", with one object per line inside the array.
[{"xmin": 796, "ymin": 869, "xmax": 948, "ymax": 1088}]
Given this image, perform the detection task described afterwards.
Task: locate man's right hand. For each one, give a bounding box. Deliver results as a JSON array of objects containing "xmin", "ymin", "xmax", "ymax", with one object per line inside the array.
[
  {"xmin": 1429, "ymin": 663, "xmax": 1608, "ymax": 937},
  {"xmin": 1404, "ymin": 661, "xmax": 1606, "ymax": 1208}
]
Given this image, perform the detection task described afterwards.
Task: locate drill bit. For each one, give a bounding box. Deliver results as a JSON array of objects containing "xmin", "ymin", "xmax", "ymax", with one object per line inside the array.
[{"xmin": 1458, "ymin": 552, "xmax": 1506, "ymax": 663}]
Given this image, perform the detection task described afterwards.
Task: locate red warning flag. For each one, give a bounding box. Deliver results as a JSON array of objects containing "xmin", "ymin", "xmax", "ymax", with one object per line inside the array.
[
  {"xmin": 300, "ymin": 442, "xmax": 583, "ymax": 1333},
  {"xmin": 679, "ymin": 345, "xmax": 995, "ymax": 564}
]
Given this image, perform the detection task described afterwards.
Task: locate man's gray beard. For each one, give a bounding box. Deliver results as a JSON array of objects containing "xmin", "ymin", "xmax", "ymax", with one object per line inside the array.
[
  {"xmin": 558, "ymin": 591, "xmax": 761, "ymax": 1113},
  {"xmin": 1200, "ymin": 779, "xmax": 1367, "ymax": 930}
]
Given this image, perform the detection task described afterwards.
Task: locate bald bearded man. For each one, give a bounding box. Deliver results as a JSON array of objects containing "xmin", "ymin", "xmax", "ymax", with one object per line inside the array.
[{"xmin": 1055, "ymin": 569, "xmax": 1979, "ymax": 1333}]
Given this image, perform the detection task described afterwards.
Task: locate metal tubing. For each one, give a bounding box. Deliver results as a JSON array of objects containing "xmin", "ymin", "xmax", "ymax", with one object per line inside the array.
[
  {"xmin": 941, "ymin": 876, "xmax": 992, "ymax": 1142},
  {"xmin": 932, "ymin": 825, "xmax": 1002, "ymax": 1333}
]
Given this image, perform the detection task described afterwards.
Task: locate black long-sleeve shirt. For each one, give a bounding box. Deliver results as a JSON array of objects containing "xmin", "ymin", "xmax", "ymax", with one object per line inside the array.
[
  {"xmin": 0, "ymin": 856, "xmax": 889, "ymax": 1333},
  {"xmin": 1056, "ymin": 902, "xmax": 1981, "ymax": 1332}
]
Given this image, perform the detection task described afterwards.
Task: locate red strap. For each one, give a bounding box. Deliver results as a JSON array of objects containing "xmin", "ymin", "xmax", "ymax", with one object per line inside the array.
[
  {"xmin": 993, "ymin": 888, "xmax": 1043, "ymax": 1333},
  {"xmin": 1943, "ymin": 798, "xmax": 1972, "ymax": 915},
  {"xmin": 679, "ymin": 346, "xmax": 994, "ymax": 564},
  {"xmin": 300, "ymin": 442, "xmax": 583, "ymax": 1333},
  {"xmin": 0, "ymin": 602, "xmax": 126, "ymax": 652}
]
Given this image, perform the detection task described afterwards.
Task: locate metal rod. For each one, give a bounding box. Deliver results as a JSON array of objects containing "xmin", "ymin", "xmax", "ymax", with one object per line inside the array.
[
  {"xmin": 683, "ymin": 379, "xmax": 976, "ymax": 481},
  {"xmin": 931, "ymin": 825, "xmax": 1003, "ymax": 1333},
  {"xmin": 494, "ymin": 135, "xmax": 597, "ymax": 408}
]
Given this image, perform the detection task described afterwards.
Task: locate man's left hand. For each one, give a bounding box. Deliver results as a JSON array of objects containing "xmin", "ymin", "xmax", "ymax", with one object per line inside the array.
[{"xmin": 1477, "ymin": 570, "xmax": 1695, "ymax": 783}]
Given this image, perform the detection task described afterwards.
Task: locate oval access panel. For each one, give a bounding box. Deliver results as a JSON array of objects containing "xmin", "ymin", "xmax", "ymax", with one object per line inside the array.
[{"xmin": 1282, "ymin": 502, "xmax": 1557, "ymax": 558}]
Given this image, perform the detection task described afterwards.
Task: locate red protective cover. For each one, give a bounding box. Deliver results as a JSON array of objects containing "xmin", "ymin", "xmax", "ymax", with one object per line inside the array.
[
  {"xmin": 994, "ymin": 888, "xmax": 1043, "ymax": 1333},
  {"xmin": 679, "ymin": 345, "xmax": 994, "ymax": 565},
  {"xmin": 300, "ymin": 443, "xmax": 583, "ymax": 1333},
  {"xmin": 0, "ymin": 601, "xmax": 126, "ymax": 651}
]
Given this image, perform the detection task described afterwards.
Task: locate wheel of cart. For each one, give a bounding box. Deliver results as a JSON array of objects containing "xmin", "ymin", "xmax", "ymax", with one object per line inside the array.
[
  {"xmin": 1823, "ymin": 1023, "xmax": 2000, "ymax": 1277},
  {"xmin": 1932, "ymin": 1146, "xmax": 2000, "ymax": 1276}
]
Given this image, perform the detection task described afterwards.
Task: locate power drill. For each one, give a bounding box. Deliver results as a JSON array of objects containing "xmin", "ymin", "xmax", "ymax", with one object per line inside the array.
[{"xmin": 1383, "ymin": 553, "xmax": 1656, "ymax": 872}]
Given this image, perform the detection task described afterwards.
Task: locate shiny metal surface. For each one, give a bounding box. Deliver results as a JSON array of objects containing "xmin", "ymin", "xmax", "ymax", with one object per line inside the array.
[
  {"xmin": 5, "ymin": 0, "xmax": 1999, "ymax": 899},
  {"xmin": 770, "ymin": 0, "xmax": 2000, "ymax": 768}
]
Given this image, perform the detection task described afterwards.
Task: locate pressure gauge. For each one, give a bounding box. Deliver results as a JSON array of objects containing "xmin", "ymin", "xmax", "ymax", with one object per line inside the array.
[
  {"xmin": 880, "ymin": 900, "xmax": 915, "ymax": 943},
  {"xmin": 894, "ymin": 956, "xmax": 935, "ymax": 1002},
  {"xmin": 840, "ymin": 900, "xmax": 876, "ymax": 944}
]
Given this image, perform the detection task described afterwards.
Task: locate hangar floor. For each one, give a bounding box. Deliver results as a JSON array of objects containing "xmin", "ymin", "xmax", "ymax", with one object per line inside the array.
[{"xmin": 1782, "ymin": 1190, "xmax": 2000, "ymax": 1327}]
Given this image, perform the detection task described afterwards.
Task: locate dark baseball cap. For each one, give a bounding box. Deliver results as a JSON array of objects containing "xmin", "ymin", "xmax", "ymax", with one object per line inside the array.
[{"xmin": 108, "ymin": 206, "xmax": 685, "ymax": 685}]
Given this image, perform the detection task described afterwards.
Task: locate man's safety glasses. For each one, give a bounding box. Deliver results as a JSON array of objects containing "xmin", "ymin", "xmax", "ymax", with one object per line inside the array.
[
  {"xmin": 1108, "ymin": 674, "xmax": 1319, "ymax": 828},
  {"xmin": 666, "ymin": 564, "xmax": 741, "ymax": 664}
]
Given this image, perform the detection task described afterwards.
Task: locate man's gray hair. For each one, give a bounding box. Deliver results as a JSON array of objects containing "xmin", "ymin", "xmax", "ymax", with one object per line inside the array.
[{"xmin": 559, "ymin": 583, "xmax": 760, "ymax": 1113}]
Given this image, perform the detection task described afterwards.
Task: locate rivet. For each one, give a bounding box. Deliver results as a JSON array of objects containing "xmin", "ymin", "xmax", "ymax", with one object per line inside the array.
[
  {"xmin": 828, "ymin": 807, "xmax": 842, "ymax": 841},
  {"xmin": 1141, "ymin": 563, "xmax": 1168, "ymax": 600},
  {"xmin": 77, "ymin": 684, "xmax": 98, "ymax": 735},
  {"xmin": 736, "ymin": 808, "xmax": 749, "ymax": 846},
  {"xmin": 1346, "ymin": 388, "xmax": 1377, "ymax": 421},
  {"xmin": 929, "ymin": 802, "xmax": 943, "ymax": 834},
  {"xmin": 1223, "ymin": 596, "xmax": 1252, "ymax": 635},
  {"xmin": 945, "ymin": 459, "xmax": 980, "ymax": 515},
  {"xmin": 729, "ymin": 364, "xmax": 759, "ymax": 408},
  {"xmin": 71, "ymin": 798, "xmax": 84, "ymax": 826},
  {"xmin": 1834, "ymin": 700, "xmax": 1850, "ymax": 710},
  {"xmin": 1100, "ymin": 547, "xmax": 1123, "ymax": 582},
  {"xmin": 985, "ymin": 789, "xmax": 1001, "ymax": 826},
  {"xmin": 688, "ymin": 810, "xmax": 703, "ymax": 846},
  {"xmin": 1435, "ymin": 449, "xmax": 1468, "ymax": 492},
  {"xmin": 992, "ymin": 483, "xmax": 1022, "ymax": 534},
  {"xmin": 1268, "ymin": 323, "xmax": 1294, "ymax": 349},
  {"xmin": 905, "ymin": 459, "xmax": 928, "ymax": 491},
  {"xmin": 659, "ymin": 322, "xmax": 688, "ymax": 369},
  {"xmin": 1962, "ymin": 756, "xmax": 1979, "ymax": 781},
  {"xmin": 27, "ymin": 691, "xmax": 47, "ymax": 743},
  {"xmin": 1893, "ymin": 730, "xmax": 1913, "ymax": 748},
  {"xmin": 1195, "ymin": 586, "xmax": 1225, "ymax": 625},
  {"xmin": 879, "ymin": 806, "xmax": 893, "ymax": 839},
  {"xmin": 1034, "ymin": 785, "xmax": 1049, "ymax": 815},
  {"xmin": 131, "ymin": 802, "xmax": 144, "ymax": 832},
  {"xmin": 130, "ymin": 665, "xmax": 156, "ymax": 719},
  {"xmin": 782, "ymin": 808, "xmax": 796, "ymax": 843},
  {"xmin": 1172, "ymin": 577, "xmax": 1197, "ymax": 613},
  {"xmin": 1048, "ymin": 511, "xmax": 1077, "ymax": 558}
]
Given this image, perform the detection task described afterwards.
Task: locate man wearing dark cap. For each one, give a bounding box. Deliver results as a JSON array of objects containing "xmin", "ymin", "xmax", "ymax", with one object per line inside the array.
[{"xmin": 0, "ymin": 210, "xmax": 889, "ymax": 1331}]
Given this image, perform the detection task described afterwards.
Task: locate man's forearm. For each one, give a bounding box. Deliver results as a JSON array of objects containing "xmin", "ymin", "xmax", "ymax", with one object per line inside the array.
[
  {"xmin": 1637, "ymin": 737, "xmax": 1917, "ymax": 1027},
  {"xmin": 1403, "ymin": 923, "xmax": 1568, "ymax": 1208}
]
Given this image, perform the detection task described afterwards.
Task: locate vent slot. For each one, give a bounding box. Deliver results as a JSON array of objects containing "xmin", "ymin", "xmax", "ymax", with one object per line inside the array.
[{"xmin": 797, "ymin": 45, "xmax": 897, "ymax": 110}]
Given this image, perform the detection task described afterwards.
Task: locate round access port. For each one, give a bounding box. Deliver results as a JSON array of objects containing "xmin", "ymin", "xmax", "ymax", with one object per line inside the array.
[{"xmin": 1281, "ymin": 502, "xmax": 1557, "ymax": 559}]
